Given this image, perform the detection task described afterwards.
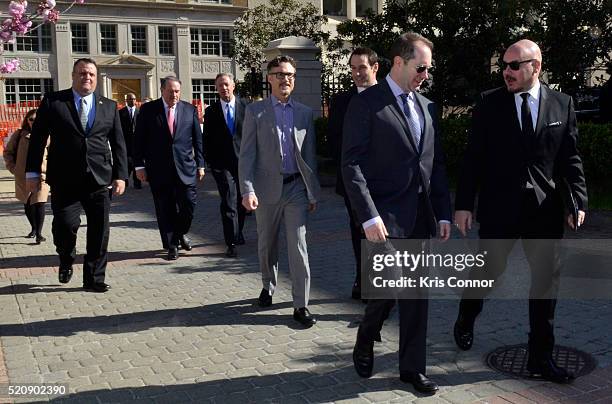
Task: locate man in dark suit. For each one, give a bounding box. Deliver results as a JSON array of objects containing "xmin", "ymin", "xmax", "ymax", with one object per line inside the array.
[
  {"xmin": 119, "ymin": 92, "xmax": 141, "ymax": 189},
  {"xmin": 343, "ymin": 33, "xmax": 451, "ymax": 393},
  {"xmin": 25, "ymin": 58, "xmax": 128, "ymax": 293},
  {"xmin": 203, "ymin": 73, "xmax": 248, "ymax": 258},
  {"xmin": 134, "ymin": 76, "xmax": 205, "ymax": 260},
  {"xmin": 328, "ymin": 47, "xmax": 379, "ymax": 301},
  {"xmin": 453, "ymin": 39, "xmax": 587, "ymax": 384}
]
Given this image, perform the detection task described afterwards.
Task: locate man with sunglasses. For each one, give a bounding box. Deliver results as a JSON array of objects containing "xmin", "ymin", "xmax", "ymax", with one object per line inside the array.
[
  {"xmin": 453, "ymin": 39, "xmax": 587, "ymax": 383},
  {"xmin": 328, "ymin": 47, "xmax": 379, "ymax": 302},
  {"xmin": 343, "ymin": 32, "xmax": 451, "ymax": 393},
  {"xmin": 239, "ymin": 55, "xmax": 321, "ymax": 328}
]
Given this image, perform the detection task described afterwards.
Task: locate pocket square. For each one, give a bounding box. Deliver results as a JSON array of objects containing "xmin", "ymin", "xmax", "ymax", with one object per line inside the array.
[{"xmin": 546, "ymin": 121, "xmax": 562, "ymax": 127}]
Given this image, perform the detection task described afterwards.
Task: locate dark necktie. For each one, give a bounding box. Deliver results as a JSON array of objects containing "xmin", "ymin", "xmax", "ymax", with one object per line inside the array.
[
  {"xmin": 520, "ymin": 93, "xmax": 534, "ymax": 137},
  {"xmin": 79, "ymin": 97, "xmax": 88, "ymax": 133}
]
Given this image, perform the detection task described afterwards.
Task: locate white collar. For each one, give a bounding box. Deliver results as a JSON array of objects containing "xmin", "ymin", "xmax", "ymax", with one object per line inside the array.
[{"xmin": 220, "ymin": 96, "xmax": 236, "ymax": 111}]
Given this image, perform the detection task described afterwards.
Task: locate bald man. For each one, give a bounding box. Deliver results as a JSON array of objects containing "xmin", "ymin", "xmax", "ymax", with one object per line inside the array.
[{"xmin": 453, "ymin": 39, "xmax": 587, "ymax": 383}]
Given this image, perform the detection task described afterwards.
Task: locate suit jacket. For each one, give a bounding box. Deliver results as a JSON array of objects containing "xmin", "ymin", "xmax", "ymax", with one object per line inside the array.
[
  {"xmin": 203, "ymin": 97, "xmax": 248, "ymax": 171},
  {"xmin": 342, "ymin": 79, "xmax": 452, "ymax": 238},
  {"xmin": 133, "ymin": 98, "xmax": 204, "ymax": 187},
  {"xmin": 455, "ymin": 84, "xmax": 588, "ymax": 233},
  {"xmin": 119, "ymin": 106, "xmax": 139, "ymax": 162},
  {"xmin": 328, "ymin": 87, "xmax": 358, "ymax": 196},
  {"xmin": 239, "ymin": 97, "xmax": 321, "ymax": 205},
  {"xmin": 26, "ymin": 88, "xmax": 128, "ymax": 188}
]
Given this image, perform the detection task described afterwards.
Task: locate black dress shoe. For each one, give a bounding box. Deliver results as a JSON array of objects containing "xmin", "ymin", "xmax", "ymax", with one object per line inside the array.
[
  {"xmin": 179, "ymin": 235, "xmax": 193, "ymax": 251},
  {"xmin": 35, "ymin": 235, "xmax": 46, "ymax": 244},
  {"xmin": 58, "ymin": 266, "xmax": 73, "ymax": 284},
  {"xmin": 26, "ymin": 230, "xmax": 35, "ymax": 238},
  {"xmin": 453, "ymin": 317, "xmax": 474, "ymax": 351},
  {"xmin": 400, "ymin": 372, "xmax": 439, "ymax": 394},
  {"xmin": 235, "ymin": 233, "xmax": 245, "ymax": 245},
  {"xmin": 352, "ymin": 337, "xmax": 374, "ymax": 378},
  {"xmin": 225, "ymin": 245, "xmax": 237, "ymax": 258},
  {"xmin": 258, "ymin": 288, "xmax": 272, "ymax": 307},
  {"xmin": 84, "ymin": 283, "xmax": 111, "ymax": 293},
  {"xmin": 527, "ymin": 357, "xmax": 575, "ymax": 384},
  {"xmin": 293, "ymin": 307, "xmax": 317, "ymax": 327},
  {"xmin": 167, "ymin": 246, "xmax": 179, "ymax": 260}
]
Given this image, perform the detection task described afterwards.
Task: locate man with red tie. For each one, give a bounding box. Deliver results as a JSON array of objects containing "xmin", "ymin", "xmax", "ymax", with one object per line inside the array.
[{"xmin": 134, "ymin": 76, "xmax": 205, "ymax": 260}]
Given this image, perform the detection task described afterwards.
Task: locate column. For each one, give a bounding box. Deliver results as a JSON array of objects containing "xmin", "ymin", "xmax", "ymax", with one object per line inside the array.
[
  {"xmin": 175, "ymin": 25, "xmax": 192, "ymax": 102},
  {"xmin": 100, "ymin": 73, "xmax": 108, "ymax": 97},
  {"xmin": 54, "ymin": 22, "xmax": 72, "ymax": 89}
]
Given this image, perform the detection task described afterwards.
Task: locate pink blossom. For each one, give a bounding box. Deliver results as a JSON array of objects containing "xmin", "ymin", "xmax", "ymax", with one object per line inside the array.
[
  {"xmin": 75, "ymin": 0, "xmax": 85, "ymax": 4},
  {"xmin": 0, "ymin": 59, "xmax": 20, "ymax": 74},
  {"xmin": 43, "ymin": 8, "xmax": 59, "ymax": 23},
  {"xmin": 46, "ymin": 0, "xmax": 56, "ymax": 9}
]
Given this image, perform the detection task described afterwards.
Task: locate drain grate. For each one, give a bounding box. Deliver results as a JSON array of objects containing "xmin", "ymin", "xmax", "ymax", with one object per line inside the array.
[{"xmin": 486, "ymin": 344, "xmax": 597, "ymax": 379}]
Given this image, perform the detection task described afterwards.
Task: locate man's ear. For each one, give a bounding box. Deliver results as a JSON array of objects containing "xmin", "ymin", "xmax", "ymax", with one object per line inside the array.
[{"xmin": 532, "ymin": 59, "xmax": 542, "ymax": 77}]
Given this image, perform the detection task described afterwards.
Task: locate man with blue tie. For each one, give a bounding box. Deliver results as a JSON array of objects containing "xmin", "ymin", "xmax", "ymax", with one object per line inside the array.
[
  {"xmin": 203, "ymin": 73, "xmax": 248, "ymax": 258},
  {"xmin": 134, "ymin": 76, "xmax": 205, "ymax": 260},
  {"xmin": 25, "ymin": 58, "xmax": 128, "ymax": 293}
]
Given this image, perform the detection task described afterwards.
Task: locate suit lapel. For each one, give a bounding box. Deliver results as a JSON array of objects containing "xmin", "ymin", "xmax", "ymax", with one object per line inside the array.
[
  {"xmin": 413, "ymin": 93, "xmax": 431, "ymax": 152},
  {"xmin": 534, "ymin": 85, "xmax": 549, "ymax": 138},
  {"xmin": 89, "ymin": 94, "xmax": 100, "ymax": 134},
  {"xmin": 381, "ymin": 80, "xmax": 419, "ymax": 154},
  {"xmin": 263, "ymin": 99, "xmax": 282, "ymax": 158}
]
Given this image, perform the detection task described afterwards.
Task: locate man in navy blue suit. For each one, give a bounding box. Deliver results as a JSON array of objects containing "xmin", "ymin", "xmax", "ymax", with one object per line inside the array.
[{"xmin": 134, "ymin": 76, "xmax": 205, "ymax": 260}]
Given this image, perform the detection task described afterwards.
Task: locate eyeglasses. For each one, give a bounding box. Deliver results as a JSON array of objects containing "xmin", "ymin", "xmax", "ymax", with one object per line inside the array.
[
  {"xmin": 415, "ymin": 64, "xmax": 434, "ymax": 74},
  {"xmin": 270, "ymin": 72, "xmax": 296, "ymax": 80},
  {"xmin": 501, "ymin": 59, "xmax": 535, "ymax": 71}
]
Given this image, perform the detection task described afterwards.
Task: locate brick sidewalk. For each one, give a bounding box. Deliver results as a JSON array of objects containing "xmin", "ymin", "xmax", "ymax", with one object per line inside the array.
[{"xmin": 0, "ymin": 160, "xmax": 611, "ymax": 403}]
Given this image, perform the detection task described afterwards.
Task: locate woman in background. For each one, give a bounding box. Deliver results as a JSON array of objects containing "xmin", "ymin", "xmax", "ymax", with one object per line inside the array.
[{"xmin": 2, "ymin": 109, "xmax": 50, "ymax": 244}]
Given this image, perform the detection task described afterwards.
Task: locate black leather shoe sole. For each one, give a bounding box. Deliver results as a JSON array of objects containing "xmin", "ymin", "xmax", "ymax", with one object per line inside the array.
[
  {"xmin": 167, "ymin": 248, "xmax": 179, "ymax": 260},
  {"xmin": 352, "ymin": 341, "xmax": 374, "ymax": 378},
  {"xmin": 400, "ymin": 373, "xmax": 439, "ymax": 394},
  {"xmin": 84, "ymin": 283, "xmax": 111, "ymax": 293},
  {"xmin": 258, "ymin": 289, "xmax": 272, "ymax": 307},
  {"xmin": 179, "ymin": 237, "xmax": 193, "ymax": 251},
  {"xmin": 293, "ymin": 311, "xmax": 317, "ymax": 328}
]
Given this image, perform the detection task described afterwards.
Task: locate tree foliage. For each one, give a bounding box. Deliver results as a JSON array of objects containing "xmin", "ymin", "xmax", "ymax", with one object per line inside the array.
[
  {"xmin": 325, "ymin": 0, "xmax": 612, "ymax": 112},
  {"xmin": 231, "ymin": 0, "xmax": 329, "ymax": 72}
]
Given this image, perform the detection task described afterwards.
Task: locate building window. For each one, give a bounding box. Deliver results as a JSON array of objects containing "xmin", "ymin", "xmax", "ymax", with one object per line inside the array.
[
  {"xmin": 12, "ymin": 25, "xmax": 52, "ymax": 52},
  {"xmin": 158, "ymin": 26, "xmax": 174, "ymax": 56},
  {"xmin": 190, "ymin": 28, "xmax": 231, "ymax": 57},
  {"xmin": 192, "ymin": 79, "xmax": 217, "ymax": 106},
  {"xmin": 323, "ymin": 0, "xmax": 347, "ymax": 16},
  {"xmin": 5, "ymin": 78, "xmax": 54, "ymax": 104},
  {"xmin": 71, "ymin": 23, "xmax": 89, "ymax": 54},
  {"xmin": 100, "ymin": 24, "xmax": 117, "ymax": 54},
  {"xmin": 356, "ymin": 0, "xmax": 377, "ymax": 16},
  {"xmin": 131, "ymin": 25, "xmax": 147, "ymax": 55}
]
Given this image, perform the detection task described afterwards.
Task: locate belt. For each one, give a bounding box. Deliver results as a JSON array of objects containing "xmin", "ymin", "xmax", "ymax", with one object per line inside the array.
[{"xmin": 282, "ymin": 173, "xmax": 301, "ymax": 184}]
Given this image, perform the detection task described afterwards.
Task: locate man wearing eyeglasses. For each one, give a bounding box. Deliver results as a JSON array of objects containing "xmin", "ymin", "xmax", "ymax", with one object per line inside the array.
[
  {"xmin": 343, "ymin": 33, "xmax": 451, "ymax": 393},
  {"xmin": 119, "ymin": 93, "xmax": 140, "ymax": 189},
  {"xmin": 328, "ymin": 47, "xmax": 379, "ymax": 302},
  {"xmin": 453, "ymin": 39, "xmax": 587, "ymax": 384},
  {"xmin": 239, "ymin": 55, "xmax": 321, "ymax": 328}
]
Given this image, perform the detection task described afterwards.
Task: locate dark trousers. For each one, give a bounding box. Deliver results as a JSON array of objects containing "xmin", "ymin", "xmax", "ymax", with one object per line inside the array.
[
  {"xmin": 458, "ymin": 190, "xmax": 562, "ymax": 359},
  {"xmin": 357, "ymin": 194, "xmax": 431, "ymax": 374},
  {"xmin": 50, "ymin": 175, "xmax": 110, "ymax": 285},
  {"xmin": 211, "ymin": 167, "xmax": 246, "ymax": 246},
  {"xmin": 342, "ymin": 194, "xmax": 364, "ymax": 285},
  {"xmin": 24, "ymin": 200, "xmax": 46, "ymax": 236},
  {"xmin": 150, "ymin": 179, "xmax": 197, "ymax": 249}
]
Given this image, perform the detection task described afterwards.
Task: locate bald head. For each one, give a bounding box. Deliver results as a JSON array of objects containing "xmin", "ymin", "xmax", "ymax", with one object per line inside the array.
[{"xmin": 502, "ymin": 39, "xmax": 542, "ymax": 93}]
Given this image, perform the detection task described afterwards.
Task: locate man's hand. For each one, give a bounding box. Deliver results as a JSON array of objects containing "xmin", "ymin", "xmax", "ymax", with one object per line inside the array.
[
  {"xmin": 242, "ymin": 194, "xmax": 259, "ymax": 211},
  {"xmin": 567, "ymin": 210, "xmax": 586, "ymax": 230},
  {"xmin": 197, "ymin": 168, "xmax": 205, "ymax": 182},
  {"xmin": 454, "ymin": 210, "xmax": 472, "ymax": 237},
  {"xmin": 26, "ymin": 178, "xmax": 41, "ymax": 194},
  {"xmin": 113, "ymin": 179, "xmax": 126, "ymax": 196},
  {"xmin": 308, "ymin": 202, "xmax": 317, "ymax": 212},
  {"xmin": 135, "ymin": 168, "xmax": 147, "ymax": 182},
  {"xmin": 439, "ymin": 222, "xmax": 451, "ymax": 241},
  {"xmin": 364, "ymin": 221, "xmax": 389, "ymax": 243}
]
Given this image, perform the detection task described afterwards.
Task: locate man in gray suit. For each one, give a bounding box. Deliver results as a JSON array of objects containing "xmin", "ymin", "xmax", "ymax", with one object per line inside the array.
[{"xmin": 239, "ymin": 55, "xmax": 321, "ymax": 328}]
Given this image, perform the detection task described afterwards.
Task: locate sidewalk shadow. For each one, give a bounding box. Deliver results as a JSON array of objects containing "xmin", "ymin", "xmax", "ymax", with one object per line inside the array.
[
  {"xmin": 0, "ymin": 298, "xmax": 360, "ymax": 338},
  {"xmin": 46, "ymin": 363, "xmax": 502, "ymax": 403}
]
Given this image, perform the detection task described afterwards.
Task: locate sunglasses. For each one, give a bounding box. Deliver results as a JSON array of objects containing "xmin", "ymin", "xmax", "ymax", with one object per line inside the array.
[
  {"xmin": 270, "ymin": 72, "xmax": 296, "ymax": 80},
  {"xmin": 501, "ymin": 59, "xmax": 535, "ymax": 71},
  {"xmin": 415, "ymin": 64, "xmax": 434, "ymax": 74}
]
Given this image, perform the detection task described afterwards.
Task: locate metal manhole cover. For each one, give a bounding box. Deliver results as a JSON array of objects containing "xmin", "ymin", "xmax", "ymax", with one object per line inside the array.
[{"xmin": 486, "ymin": 344, "xmax": 597, "ymax": 379}]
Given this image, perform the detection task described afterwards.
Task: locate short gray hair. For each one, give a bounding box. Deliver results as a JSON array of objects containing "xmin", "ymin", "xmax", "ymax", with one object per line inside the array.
[{"xmin": 215, "ymin": 73, "xmax": 234, "ymax": 82}]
